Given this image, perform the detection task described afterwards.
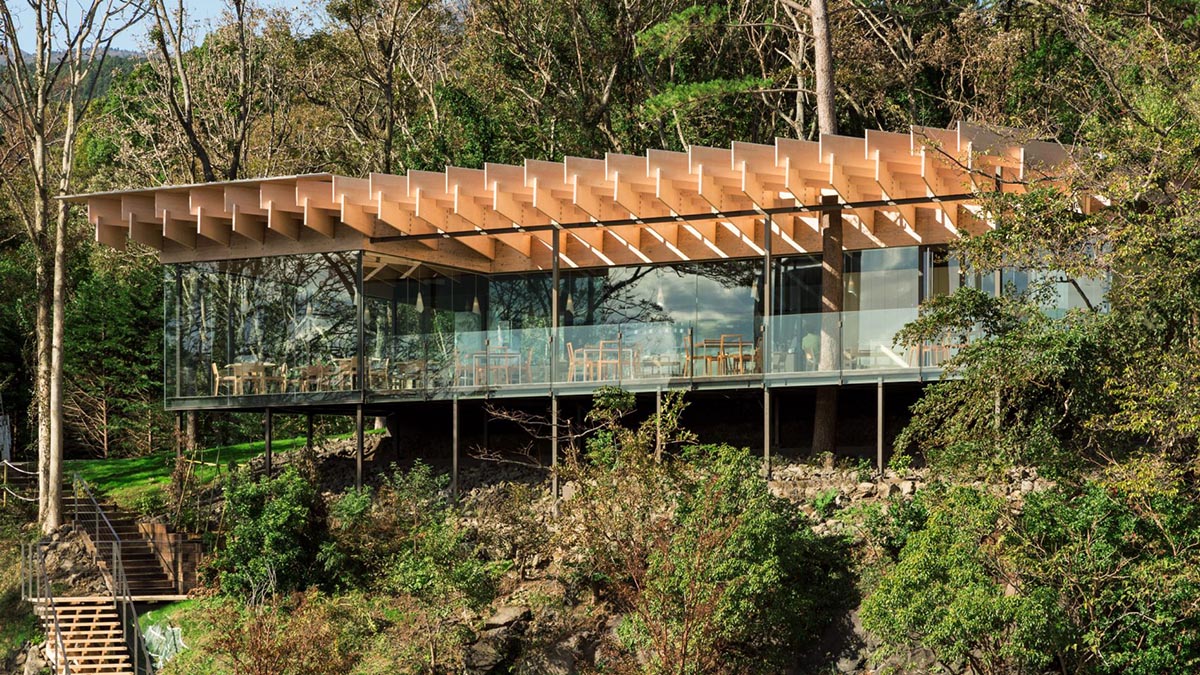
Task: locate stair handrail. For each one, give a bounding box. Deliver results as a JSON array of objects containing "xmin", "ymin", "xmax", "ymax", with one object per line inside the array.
[
  {"xmin": 21, "ymin": 541, "xmax": 73, "ymax": 675},
  {"xmin": 71, "ymin": 474, "xmax": 155, "ymax": 675}
]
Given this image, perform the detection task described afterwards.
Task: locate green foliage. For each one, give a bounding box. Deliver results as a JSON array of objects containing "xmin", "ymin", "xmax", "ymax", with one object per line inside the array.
[
  {"xmin": 213, "ymin": 466, "xmax": 328, "ymax": 597},
  {"xmin": 811, "ymin": 487, "xmax": 839, "ymax": 518},
  {"xmin": 864, "ymin": 463, "xmax": 1200, "ymax": 674},
  {"xmin": 1013, "ymin": 458, "xmax": 1200, "ymax": 674},
  {"xmin": 174, "ymin": 592, "xmax": 375, "ymax": 675},
  {"xmin": 0, "ymin": 505, "xmax": 39, "ymax": 663},
  {"xmin": 319, "ymin": 462, "xmax": 500, "ymax": 671},
  {"xmin": 377, "ymin": 463, "xmax": 500, "ymax": 610},
  {"xmin": 896, "ymin": 296, "xmax": 1111, "ymax": 477},
  {"xmin": 62, "ymin": 253, "xmax": 171, "ymax": 457},
  {"xmin": 561, "ymin": 389, "xmax": 850, "ymax": 673},
  {"xmin": 863, "ymin": 491, "xmax": 929, "ymax": 561},
  {"xmin": 862, "ymin": 487, "xmax": 1065, "ymax": 674}
]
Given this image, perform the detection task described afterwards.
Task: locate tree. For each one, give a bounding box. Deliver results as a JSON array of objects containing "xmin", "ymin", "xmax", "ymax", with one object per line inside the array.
[
  {"xmin": 806, "ymin": 0, "xmax": 842, "ymax": 455},
  {"xmin": 0, "ymin": 0, "xmax": 144, "ymax": 532},
  {"xmin": 311, "ymin": 0, "xmax": 458, "ymax": 174},
  {"xmin": 63, "ymin": 259, "xmax": 168, "ymax": 457}
]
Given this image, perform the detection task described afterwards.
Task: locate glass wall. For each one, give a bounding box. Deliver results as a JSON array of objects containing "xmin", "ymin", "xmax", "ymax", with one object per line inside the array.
[
  {"xmin": 165, "ymin": 252, "xmax": 360, "ymax": 400},
  {"xmin": 557, "ymin": 261, "xmax": 761, "ymax": 382},
  {"xmin": 163, "ymin": 244, "xmax": 1110, "ymax": 404}
]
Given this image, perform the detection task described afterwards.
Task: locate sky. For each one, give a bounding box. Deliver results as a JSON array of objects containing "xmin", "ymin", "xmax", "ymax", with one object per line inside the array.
[{"xmin": 8, "ymin": 0, "xmax": 298, "ymax": 53}]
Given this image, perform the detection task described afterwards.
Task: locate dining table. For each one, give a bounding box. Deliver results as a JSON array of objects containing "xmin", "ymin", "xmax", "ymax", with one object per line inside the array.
[
  {"xmin": 688, "ymin": 335, "xmax": 756, "ymax": 376},
  {"xmin": 578, "ymin": 341, "xmax": 637, "ymax": 381},
  {"xmin": 461, "ymin": 349, "xmax": 523, "ymax": 386}
]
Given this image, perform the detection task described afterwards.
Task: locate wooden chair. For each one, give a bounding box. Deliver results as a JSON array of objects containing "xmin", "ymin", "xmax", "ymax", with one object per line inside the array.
[
  {"xmin": 332, "ymin": 358, "xmax": 358, "ymax": 390},
  {"xmin": 211, "ymin": 363, "xmax": 237, "ymax": 396},
  {"xmin": 263, "ymin": 364, "xmax": 287, "ymax": 393},
  {"xmin": 686, "ymin": 336, "xmax": 721, "ymax": 376},
  {"xmin": 719, "ymin": 334, "xmax": 753, "ymax": 375},
  {"xmin": 369, "ymin": 358, "xmax": 391, "ymax": 389},
  {"xmin": 596, "ymin": 340, "xmax": 623, "ymax": 380},
  {"xmin": 566, "ymin": 343, "xmax": 592, "ymax": 382}
]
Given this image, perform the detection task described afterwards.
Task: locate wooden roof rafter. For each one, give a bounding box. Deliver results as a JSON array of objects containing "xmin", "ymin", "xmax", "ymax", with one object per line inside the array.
[{"xmin": 69, "ymin": 123, "xmax": 1087, "ymax": 271}]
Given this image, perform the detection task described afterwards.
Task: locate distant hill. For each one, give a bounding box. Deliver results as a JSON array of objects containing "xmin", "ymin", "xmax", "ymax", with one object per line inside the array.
[{"xmin": 0, "ymin": 50, "xmax": 144, "ymax": 99}]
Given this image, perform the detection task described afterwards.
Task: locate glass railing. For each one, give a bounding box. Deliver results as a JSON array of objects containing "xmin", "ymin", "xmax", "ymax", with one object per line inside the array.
[{"xmin": 167, "ymin": 310, "xmax": 975, "ymax": 403}]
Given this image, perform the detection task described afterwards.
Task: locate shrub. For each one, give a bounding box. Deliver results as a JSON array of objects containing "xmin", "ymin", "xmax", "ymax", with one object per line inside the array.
[
  {"xmin": 320, "ymin": 462, "xmax": 501, "ymax": 672},
  {"xmin": 195, "ymin": 591, "xmax": 374, "ymax": 675},
  {"xmin": 560, "ymin": 389, "xmax": 851, "ymax": 674},
  {"xmin": 811, "ymin": 487, "xmax": 839, "ymax": 518},
  {"xmin": 1013, "ymin": 457, "xmax": 1200, "ymax": 675},
  {"xmin": 861, "ymin": 486, "xmax": 1064, "ymax": 674},
  {"xmin": 212, "ymin": 466, "xmax": 327, "ymax": 597},
  {"xmin": 863, "ymin": 461, "xmax": 1200, "ymax": 675}
]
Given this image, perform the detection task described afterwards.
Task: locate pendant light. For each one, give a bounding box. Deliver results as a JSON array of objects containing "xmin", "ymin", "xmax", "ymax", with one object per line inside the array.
[{"xmin": 415, "ymin": 290, "xmax": 424, "ymax": 314}]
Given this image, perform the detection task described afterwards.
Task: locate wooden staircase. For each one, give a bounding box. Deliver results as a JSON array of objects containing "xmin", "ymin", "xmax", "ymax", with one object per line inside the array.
[
  {"xmin": 33, "ymin": 597, "xmax": 137, "ymax": 675},
  {"xmin": 21, "ymin": 475, "xmax": 197, "ymax": 674},
  {"xmin": 68, "ymin": 496, "xmax": 183, "ymax": 600}
]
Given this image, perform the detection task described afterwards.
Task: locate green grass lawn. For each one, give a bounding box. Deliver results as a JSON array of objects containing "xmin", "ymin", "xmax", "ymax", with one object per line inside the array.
[{"xmin": 65, "ymin": 429, "xmax": 385, "ymax": 512}]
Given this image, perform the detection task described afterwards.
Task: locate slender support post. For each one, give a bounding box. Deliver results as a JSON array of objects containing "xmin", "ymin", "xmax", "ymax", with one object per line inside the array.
[
  {"xmin": 763, "ymin": 212, "xmax": 774, "ymax": 479},
  {"xmin": 550, "ymin": 228, "xmax": 561, "ymax": 517},
  {"xmin": 876, "ymin": 378, "xmax": 884, "ymax": 474},
  {"xmin": 356, "ymin": 252, "xmax": 366, "ymax": 391},
  {"xmin": 762, "ymin": 212, "xmax": 772, "ymax": 374},
  {"xmin": 452, "ymin": 396, "xmax": 459, "ymax": 500},
  {"xmin": 264, "ymin": 409, "xmax": 273, "ymax": 479},
  {"xmin": 551, "ymin": 393, "xmax": 559, "ymax": 515},
  {"xmin": 355, "ymin": 404, "xmax": 364, "ymax": 491},
  {"xmin": 764, "ymin": 387, "xmax": 772, "ymax": 479},
  {"xmin": 306, "ymin": 413, "xmax": 314, "ymax": 452},
  {"xmin": 655, "ymin": 387, "xmax": 663, "ymax": 462},
  {"xmin": 551, "ymin": 228, "xmax": 560, "ymax": 382}
]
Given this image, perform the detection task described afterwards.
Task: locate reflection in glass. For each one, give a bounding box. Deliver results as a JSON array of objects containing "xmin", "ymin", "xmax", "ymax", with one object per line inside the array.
[{"xmin": 166, "ymin": 252, "xmax": 360, "ymax": 399}]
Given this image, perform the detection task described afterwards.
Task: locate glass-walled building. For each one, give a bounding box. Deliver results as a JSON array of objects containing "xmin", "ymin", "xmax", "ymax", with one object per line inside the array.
[{"xmin": 162, "ymin": 245, "xmax": 1106, "ymax": 409}]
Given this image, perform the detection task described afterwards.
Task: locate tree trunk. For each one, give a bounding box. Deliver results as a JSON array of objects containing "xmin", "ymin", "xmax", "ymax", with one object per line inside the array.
[
  {"xmin": 811, "ymin": 0, "xmax": 837, "ymax": 136},
  {"xmin": 810, "ymin": 0, "xmax": 840, "ymax": 455},
  {"xmin": 45, "ymin": 201, "xmax": 68, "ymax": 533},
  {"xmin": 813, "ymin": 195, "xmax": 843, "ymax": 455},
  {"xmin": 36, "ymin": 241, "xmax": 51, "ymax": 522}
]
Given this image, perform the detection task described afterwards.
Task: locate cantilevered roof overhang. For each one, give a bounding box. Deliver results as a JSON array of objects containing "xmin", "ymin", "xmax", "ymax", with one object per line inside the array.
[{"xmin": 66, "ymin": 123, "xmax": 1080, "ymax": 272}]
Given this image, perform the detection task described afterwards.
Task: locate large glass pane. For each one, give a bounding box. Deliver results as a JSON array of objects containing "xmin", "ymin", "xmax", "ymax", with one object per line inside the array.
[
  {"xmin": 924, "ymin": 245, "xmax": 997, "ymax": 300},
  {"xmin": 167, "ymin": 252, "xmax": 360, "ymax": 401},
  {"xmin": 842, "ymin": 308, "xmax": 919, "ymax": 370},
  {"xmin": 766, "ymin": 312, "xmax": 830, "ymax": 374},
  {"xmin": 845, "ymin": 247, "xmax": 919, "ymax": 311}
]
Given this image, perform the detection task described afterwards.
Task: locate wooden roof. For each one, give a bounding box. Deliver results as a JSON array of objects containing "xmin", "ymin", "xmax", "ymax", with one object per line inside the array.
[{"xmin": 69, "ymin": 123, "xmax": 1075, "ymax": 272}]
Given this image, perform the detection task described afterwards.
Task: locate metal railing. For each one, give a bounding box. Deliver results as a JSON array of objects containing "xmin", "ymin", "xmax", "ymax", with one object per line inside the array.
[
  {"xmin": 2, "ymin": 460, "xmax": 37, "ymax": 506},
  {"xmin": 72, "ymin": 476, "xmax": 154, "ymax": 675},
  {"xmin": 21, "ymin": 541, "xmax": 73, "ymax": 675}
]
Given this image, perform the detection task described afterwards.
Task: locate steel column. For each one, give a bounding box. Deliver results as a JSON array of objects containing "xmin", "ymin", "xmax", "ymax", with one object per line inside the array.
[
  {"xmin": 551, "ymin": 394, "xmax": 560, "ymax": 518},
  {"xmin": 877, "ymin": 378, "xmax": 884, "ymax": 474},
  {"xmin": 764, "ymin": 387, "xmax": 772, "ymax": 479},
  {"xmin": 264, "ymin": 409, "xmax": 273, "ymax": 479},
  {"xmin": 355, "ymin": 404, "xmax": 364, "ymax": 491},
  {"xmin": 452, "ymin": 396, "xmax": 460, "ymax": 500}
]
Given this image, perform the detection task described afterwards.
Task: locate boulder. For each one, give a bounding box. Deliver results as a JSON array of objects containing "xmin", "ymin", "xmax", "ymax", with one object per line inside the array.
[
  {"xmin": 23, "ymin": 645, "xmax": 45, "ymax": 675},
  {"xmin": 464, "ymin": 627, "xmax": 517, "ymax": 675},
  {"xmin": 484, "ymin": 605, "xmax": 531, "ymax": 630}
]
